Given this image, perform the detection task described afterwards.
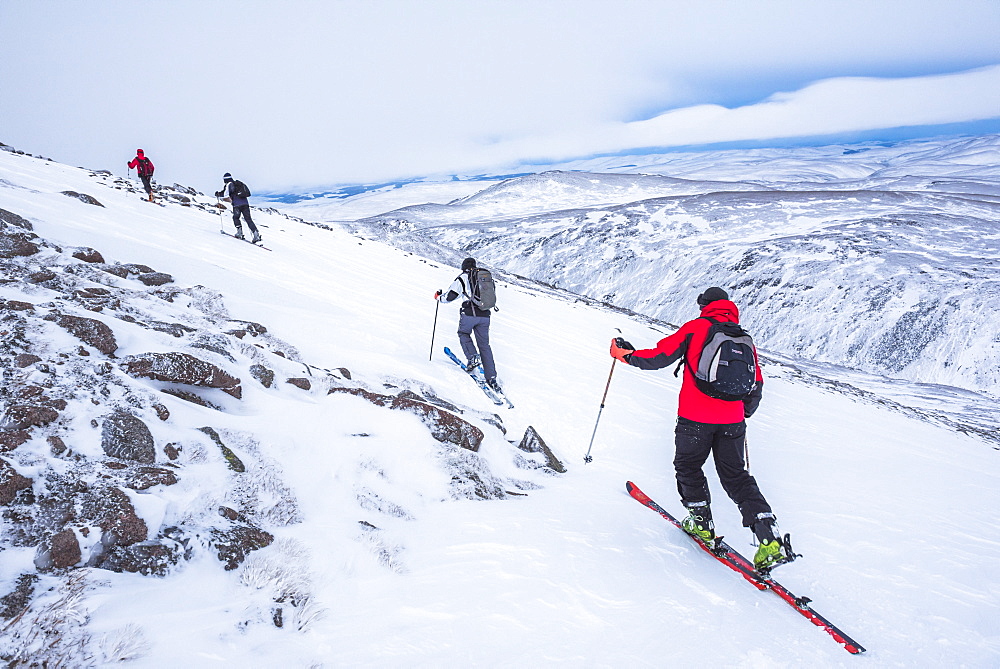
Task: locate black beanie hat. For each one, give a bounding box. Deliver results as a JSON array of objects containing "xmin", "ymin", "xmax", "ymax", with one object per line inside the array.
[
  {"xmin": 697, "ymin": 286, "xmax": 729, "ymax": 307},
  {"xmin": 461, "ymin": 257, "xmax": 476, "ymax": 271},
  {"xmin": 223, "ymin": 173, "xmax": 233, "ymax": 182}
]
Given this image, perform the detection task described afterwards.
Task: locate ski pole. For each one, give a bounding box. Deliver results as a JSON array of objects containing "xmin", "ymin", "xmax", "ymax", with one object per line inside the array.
[
  {"xmin": 429, "ymin": 297, "xmax": 440, "ymax": 361},
  {"xmin": 744, "ymin": 436, "xmax": 750, "ymax": 474},
  {"xmin": 584, "ymin": 357, "xmax": 617, "ymax": 464}
]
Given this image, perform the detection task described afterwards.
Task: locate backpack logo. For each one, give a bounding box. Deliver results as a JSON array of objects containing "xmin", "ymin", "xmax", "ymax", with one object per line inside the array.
[
  {"xmin": 689, "ymin": 318, "xmax": 757, "ymax": 401},
  {"xmin": 233, "ymin": 181, "xmax": 251, "ymax": 198},
  {"xmin": 468, "ymin": 267, "xmax": 496, "ymax": 311}
]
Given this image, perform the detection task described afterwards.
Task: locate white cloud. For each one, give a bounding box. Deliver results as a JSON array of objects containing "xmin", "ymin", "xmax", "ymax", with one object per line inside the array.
[{"xmin": 1, "ymin": 1, "xmax": 998, "ymax": 189}]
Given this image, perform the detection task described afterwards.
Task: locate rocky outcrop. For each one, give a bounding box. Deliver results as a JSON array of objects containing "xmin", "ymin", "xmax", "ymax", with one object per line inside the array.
[
  {"xmin": 0, "ymin": 459, "xmax": 33, "ymax": 505},
  {"xmin": 211, "ymin": 524, "xmax": 274, "ymax": 570},
  {"xmin": 329, "ymin": 387, "xmax": 485, "ymax": 451},
  {"xmin": 0, "ymin": 207, "xmax": 33, "ymax": 231},
  {"xmin": 0, "ymin": 232, "xmax": 40, "ymax": 258},
  {"xmin": 101, "ymin": 411, "xmax": 156, "ymax": 463},
  {"xmin": 122, "ymin": 351, "xmax": 242, "ymax": 399},
  {"xmin": 138, "ymin": 272, "xmax": 174, "ymax": 286},
  {"xmin": 47, "ymin": 313, "xmax": 118, "ymax": 355},
  {"xmin": 34, "ymin": 528, "xmax": 82, "ymax": 571},
  {"xmin": 61, "ymin": 190, "xmax": 104, "ymax": 207},
  {"xmin": 198, "ymin": 427, "xmax": 245, "ymax": 472},
  {"xmin": 71, "ymin": 247, "xmax": 105, "ymax": 263},
  {"xmin": 286, "ymin": 377, "xmax": 311, "ymax": 390},
  {"xmin": 516, "ymin": 426, "xmax": 566, "ymax": 473}
]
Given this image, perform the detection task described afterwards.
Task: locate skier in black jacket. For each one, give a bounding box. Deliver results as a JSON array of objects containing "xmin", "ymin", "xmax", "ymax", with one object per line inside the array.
[{"xmin": 215, "ymin": 173, "xmax": 261, "ymax": 243}]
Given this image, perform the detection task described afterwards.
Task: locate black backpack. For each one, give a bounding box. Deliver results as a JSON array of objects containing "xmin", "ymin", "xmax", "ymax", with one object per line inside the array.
[
  {"xmin": 233, "ymin": 180, "xmax": 251, "ymax": 198},
  {"xmin": 684, "ymin": 317, "xmax": 757, "ymax": 401},
  {"xmin": 465, "ymin": 267, "xmax": 496, "ymax": 311}
]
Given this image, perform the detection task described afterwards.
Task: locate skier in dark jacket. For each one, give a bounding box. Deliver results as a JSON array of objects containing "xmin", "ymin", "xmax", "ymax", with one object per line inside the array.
[
  {"xmin": 609, "ymin": 286, "xmax": 789, "ymax": 570},
  {"xmin": 435, "ymin": 257, "xmax": 501, "ymax": 393},
  {"xmin": 215, "ymin": 173, "xmax": 261, "ymax": 243},
  {"xmin": 127, "ymin": 149, "xmax": 155, "ymax": 202}
]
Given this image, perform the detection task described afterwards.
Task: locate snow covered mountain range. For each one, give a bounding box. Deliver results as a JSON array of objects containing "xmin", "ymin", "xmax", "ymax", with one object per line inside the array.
[
  {"xmin": 1, "ymin": 138, "xmax": 998, "ymax": 666},
  {"xmin": 297, "ymin": 135, "xmax": 1000, "ymax": 398}
]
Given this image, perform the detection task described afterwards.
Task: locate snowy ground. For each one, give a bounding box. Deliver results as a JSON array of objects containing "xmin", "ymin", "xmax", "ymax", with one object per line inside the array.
[{"xmin": 1, "ymin": 147, "xmax": 998, "ymax": 666}]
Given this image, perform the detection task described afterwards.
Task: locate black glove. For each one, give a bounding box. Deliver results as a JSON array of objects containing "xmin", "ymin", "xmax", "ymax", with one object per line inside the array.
[
  {"xmin": 215, "ymin": 190, "xmax": 223, "ymax": 198},
  {"xmin": 615, "ymin": 337, "xmax": 634, "ymax": 350}
]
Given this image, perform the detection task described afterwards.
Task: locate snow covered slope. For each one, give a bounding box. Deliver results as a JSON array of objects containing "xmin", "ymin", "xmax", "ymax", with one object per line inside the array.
[
  {"xmin": 1, "ymin": 145, "xmax": 998, "ymax": 666},
  {"xmin": 345, "ymin": 135, "xmax": 1000, "ymax": 396}
]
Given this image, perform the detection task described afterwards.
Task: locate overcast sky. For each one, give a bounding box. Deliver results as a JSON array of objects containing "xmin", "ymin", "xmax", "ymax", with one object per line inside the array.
[{"xmin": 2, "ymin": 1, "xmax": 999, "ymax": 193}]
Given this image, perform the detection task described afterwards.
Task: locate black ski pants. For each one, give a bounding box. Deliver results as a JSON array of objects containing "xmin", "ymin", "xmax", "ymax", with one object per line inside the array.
[
  {"xmin": 139, "ymin": 174, "xmax": 153, "ymax": 195},
  {"xmin": 673, "ymin": 417, "xmax": 771, "ymax": 527},
  {"xmin": 232, "ymin": 204, "xmax": 259, "ymax": 234}
]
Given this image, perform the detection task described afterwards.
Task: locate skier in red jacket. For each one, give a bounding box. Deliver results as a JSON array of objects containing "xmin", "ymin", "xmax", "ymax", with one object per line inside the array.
[
  {"xmin": 127, "ymin": 149, "xmax": 155, "ymax": 202},
  {"xmin": 610, "ymin": 286, "xmax": 789, "ymax": 570}
]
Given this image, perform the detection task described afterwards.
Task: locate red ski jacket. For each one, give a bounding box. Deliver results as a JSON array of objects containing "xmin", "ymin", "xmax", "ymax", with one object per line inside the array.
[
  {"xmin": 128, "ymin": 152, "xmax": 154, "ymax": 176},
  {"xmin": 627, "ymin": 299, "xmax": 763, "ymax": 424}
]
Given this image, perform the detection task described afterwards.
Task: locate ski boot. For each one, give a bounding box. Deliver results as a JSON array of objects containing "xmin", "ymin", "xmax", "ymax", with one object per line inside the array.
[
  {"xmin": 234, "ymin": 228, "xmax": 245, "ymax": 240},
  {"xmin": 751, "ymin": 513, "xmax": 792, "ymax": 573},
  {"xmin": 487, "ymin": 377, "xmax": 502, "ymax": 394},
  {"xmin": 681, "ymin": 502, "xmax": 715, "ymax": 546},
  {"xmin": 251, "ymin": 232, "xmax": 262, "ymax": 244},
  {"xmin": 466, "ymin": 354, "xmax": 481, "ymax": 374}
]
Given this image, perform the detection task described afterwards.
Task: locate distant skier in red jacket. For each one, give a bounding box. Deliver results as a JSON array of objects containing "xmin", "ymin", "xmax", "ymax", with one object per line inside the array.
[
  {"xmin": 127, "ymin": 149, "xmax": 155, "ymax": 202},
  {"xmin": 610, "ymin": 286, "xmax": 790, "ymax": 570}
]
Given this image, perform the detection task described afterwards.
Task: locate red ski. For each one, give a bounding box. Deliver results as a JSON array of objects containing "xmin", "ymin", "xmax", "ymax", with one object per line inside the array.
[{"xmin": 626, "ymin": 481, "xmax": 865, "ymax": 655}]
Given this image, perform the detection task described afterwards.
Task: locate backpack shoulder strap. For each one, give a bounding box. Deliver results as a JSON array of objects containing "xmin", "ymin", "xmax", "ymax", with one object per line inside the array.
[{"xmin": 676, "ymin": 317, "xmax": 716, "ymax": 378}]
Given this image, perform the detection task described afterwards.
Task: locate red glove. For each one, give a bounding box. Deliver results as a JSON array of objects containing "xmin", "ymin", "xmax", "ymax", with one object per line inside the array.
[
  {"xmin": 434, "ymin": 290, "xmax": 442, "ymax": 300},
  {"xmin": 610, "ymin": 337, "xmax": 634, "ymax": 363}
]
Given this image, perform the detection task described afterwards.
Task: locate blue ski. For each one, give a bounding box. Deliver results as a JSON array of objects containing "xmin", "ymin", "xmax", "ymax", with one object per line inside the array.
[{"xmin": 443, "ymin": 347, "xmax": 513, "ymax": 408}]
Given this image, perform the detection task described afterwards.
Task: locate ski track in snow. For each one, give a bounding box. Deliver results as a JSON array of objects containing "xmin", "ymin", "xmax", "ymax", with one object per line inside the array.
[{"xmin": 1, "ymin": 143, "xmax": 999, "ymax": 666}]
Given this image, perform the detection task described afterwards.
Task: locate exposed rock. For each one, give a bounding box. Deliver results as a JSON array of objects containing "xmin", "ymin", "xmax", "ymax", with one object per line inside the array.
[
  {"xmin": 161, "ymin": 388, "xmax": 224, "ymax": 410},
  {"xmin": 71, "ymin": 247, "xmax": 105, "ymax": 263},
  {"xmin": 48, "ymin": 313, "xmax": 118, "ymax": 355},
  {"xmin": 138, "ymin": 272, "xmax": 174, "ymax": 286},
  {"xmin": 47, "ymin": 435, "xmax": 67, "ymax": 455},
  {"xmin": 123, "ymin": 263, "xmax": 155, "ymax": 275},
  {"xmin": 336, "ymin": 367, "xmax": 352, "ymax": 380},
  {"xmin": 14, "ymin": 353, "xmax": 41, "ymax": 367},
  {"xmin": 153, "ymin": 403, "xmax": 170, "ymax": 421},
  {"xmin": 101, "ymin": 410, "xmax": 156, "ymax": 463},
  {"xmin": 286, "ymin": 377, "xmax": 311, "ymax": 390},
  {"xmin": 0, "ymin": 574, "xmax": 37, "ymax": 619},
  {"xmin": 27, "ymin": 269, "xmax": 56, "ymax": 283},
  {"xmin": 4, "ymin": 300, "xmax": 34, "ymax": 311},
  {"xmin": 0, "ymin": 207, "xmax": 33, "ymax": 231},
  {"xmin": 100, "ymin": 263, "xmax": 130, "ymax": 278},
  {"xmin": 99, "ymin": 541, "xmax": 181, "ymax": 576},
  {"xmin": 122, "ymin": 351, "xmax": 242, "ymax": 398},
  {"xmin": 0, "ymin": 232, "xmax": 40, "ymax": 258},
  {"xmin": 6, "ymin": 403, "xmax": 59, "ymax": 429},
  {"xmin": 0, "ymin": 430, "xmax": 31, "ymax": 452},
  {"xmin": 34, "ymin": 528, "xmax": 82, "ymax": 571},
  {"xmin": 250, "ymin": 364, "xmax": 274, "ymax": 387},
  {"xmin": 0, "ymin": 458, "xmax": 33, "ymax": 505},
  {"xmin": 164, "ymin": 443, "xmax": 181, "ymax": 460},
  {"xmin": 198, "ymin": 426, "xmax": 245, "ymax": 472},
  {"xmin": 516, "ymin": 426, "xmax": 567, "ymax": 473},
  {"xmin": 91, "ymin": 487, "xmax": 148, "ymax": 546},
  {"xmin": 329, "ymin": 387, "xmax": 485, "ymax": 451},
  {"xmin": 211, "ymin": 524, "xmax": 274, "ymax": 570},
  {"xmin": 126, "ymin": 466, "xmax": 178, "ymax": 490},
  {"xmin": 61, "ymin": 190, "xmax": 104, "ymax": 207}
]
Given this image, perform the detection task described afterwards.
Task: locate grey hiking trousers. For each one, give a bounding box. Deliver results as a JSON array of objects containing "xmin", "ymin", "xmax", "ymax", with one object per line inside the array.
[{"xmin": 458, "ymin": 314, "xmax": 497, "ymax": 380}]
